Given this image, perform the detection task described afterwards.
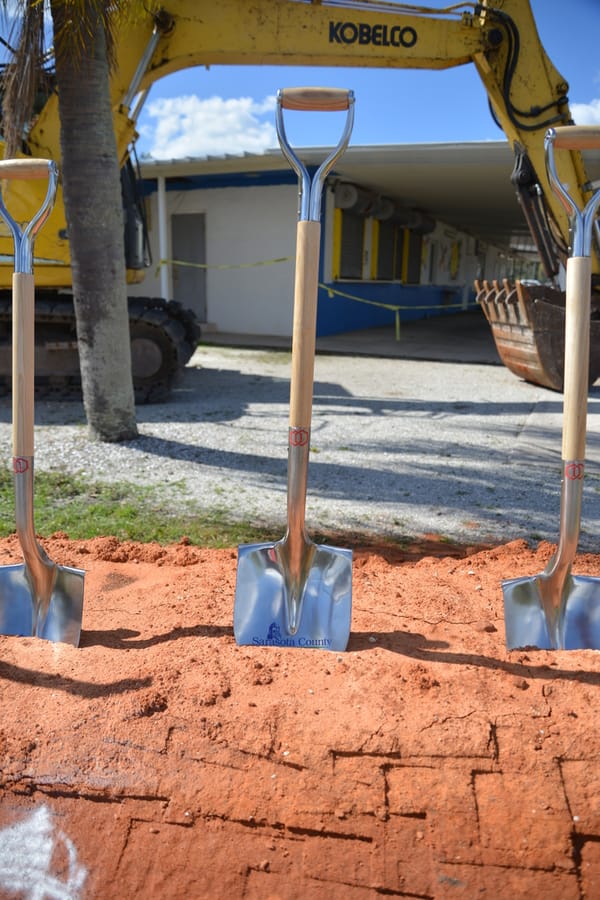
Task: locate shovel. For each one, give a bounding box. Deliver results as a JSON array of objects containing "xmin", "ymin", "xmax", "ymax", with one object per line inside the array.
[
  {"xmin": 503, "ymin": 125, "xmax": 600, "ymax": 650},
  {"xmin": 234, "ymin": 88, "xmax": 354, "ymax": 651},
  {"xmin": 0, "ymin": 159, "xmax": 84, "ymax": 646}
]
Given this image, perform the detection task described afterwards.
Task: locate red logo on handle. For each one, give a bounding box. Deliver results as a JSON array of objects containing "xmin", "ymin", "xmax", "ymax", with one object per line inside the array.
[
  {"xmin": 289, "ymin": 427, "xmax": 309, "ymax": 447},
  {"xmin": 13, "ymin": 457, "xmax": 29, "ymax": 474},
  {"xmin": 565, "ymin": 462, "xmax": 584, "ymax": 480}
]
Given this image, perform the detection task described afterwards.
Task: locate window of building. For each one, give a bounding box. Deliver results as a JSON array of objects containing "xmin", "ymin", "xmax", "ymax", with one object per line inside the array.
[
  {"xmin": 333, "ymin": 203, "xmax": 426, "ymax": 284},
  {"xmin": 337, "ymin": 209, "xmax": 364, "ymax": 279}
]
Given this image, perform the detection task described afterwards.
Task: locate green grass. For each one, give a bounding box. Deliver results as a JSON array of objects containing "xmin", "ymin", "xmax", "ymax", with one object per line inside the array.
[
  {"xmin": 0, "ymin": 468, "xmax": 485, "ymax": 556},
  {"xmin": 0, "ymin": 467, "xmax": 276, "ymax": 547}
]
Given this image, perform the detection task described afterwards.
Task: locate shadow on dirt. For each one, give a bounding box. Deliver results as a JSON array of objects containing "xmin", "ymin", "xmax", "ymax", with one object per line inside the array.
[
  {"xmin": 80, "ymin": 623, "xmax": 232, "ymax": 650},
  {"xmin": 0, "ymin": 659, "xmax": 152, "ymax": 697},
  {"xmin": 348, "ymin": 629, "xmax": 600, "ymax": 685}
]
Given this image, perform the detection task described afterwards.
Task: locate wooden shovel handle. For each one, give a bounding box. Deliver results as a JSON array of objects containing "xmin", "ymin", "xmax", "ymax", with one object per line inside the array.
[
  {"xmin": 289, "ymin": 220, "xmax": 321, "ymax": 429},
  {"xmin": 551, "ymin": 125, "xmax": 600, "ymax": 151},
  {"xmin": 12, "ymin": 272, "xmax": 35, "ymax": 458},
  {"xmin": 279, "ymin": 87, "xmax": 352, "ymax": 112},
  {"xmin": 562, "ymin": 255, "xmax": 591, "ymax": 461},
  {"xmin": 0, "ymin": 158, "xmax": 54, "ymax": 180}
]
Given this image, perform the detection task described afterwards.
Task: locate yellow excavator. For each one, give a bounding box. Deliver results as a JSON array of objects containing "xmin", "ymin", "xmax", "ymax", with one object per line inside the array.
[{"xmin": 1, "ymin": 0, "xmax": 597, "ymax": 397}]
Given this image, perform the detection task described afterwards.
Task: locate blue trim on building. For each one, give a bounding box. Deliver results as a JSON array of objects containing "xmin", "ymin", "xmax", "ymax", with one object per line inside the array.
[
  {"xmin": 141, "ymin": 168, "xmax": 300, "ymax": 195},
  {"xmin": 316, "ymin": 281, "xmax": 477, "ymax": 336}
]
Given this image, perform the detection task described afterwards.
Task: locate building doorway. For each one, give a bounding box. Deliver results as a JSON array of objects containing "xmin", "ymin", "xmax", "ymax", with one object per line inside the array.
[{"xmin": 171, "ymin": 213, "xmax": 207, "ymax": 322}]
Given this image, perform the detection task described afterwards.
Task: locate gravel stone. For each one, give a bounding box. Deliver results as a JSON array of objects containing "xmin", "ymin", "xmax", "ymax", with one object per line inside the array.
[{"xmin": 1, "ymin": 344, "xmax": 599, "ymax": 550}]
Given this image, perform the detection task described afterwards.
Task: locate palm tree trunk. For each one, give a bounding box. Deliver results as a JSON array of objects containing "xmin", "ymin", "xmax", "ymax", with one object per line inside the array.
[{"xmin": 50, "ymin": 0, "xmax": 138, "ymax": 441}]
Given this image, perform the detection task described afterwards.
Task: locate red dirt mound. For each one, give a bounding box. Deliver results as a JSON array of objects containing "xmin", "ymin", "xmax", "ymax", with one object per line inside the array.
[{"xmin": 1, "ymin": 534, "xmax": 600, "ymax": 898}]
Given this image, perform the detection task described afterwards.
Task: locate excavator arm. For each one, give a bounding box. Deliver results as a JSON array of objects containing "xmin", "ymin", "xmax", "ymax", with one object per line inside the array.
[
  {"xmin": 2, "ymin": 0, "xmax": 597, "ymax": 395},
  {"xmin": 26, "ymin": 0, "xmax": 593, "ymax": 278}
]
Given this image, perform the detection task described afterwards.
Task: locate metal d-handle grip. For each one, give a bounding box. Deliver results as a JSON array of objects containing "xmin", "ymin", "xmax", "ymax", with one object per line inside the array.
[
  {"xmin": 545, "ymin": 126, "xmax": 600, "ymax": 257},
  {"xmin": 0, "ymin": 159, "xmax": 59, "ymax": 274},
  {"xmin": 0, "ymin": 160, "xmax": 58, "ymax": 460},
  {"xmin": 276, "ymin": 87, "xmax": 355, "ymax": 222}
]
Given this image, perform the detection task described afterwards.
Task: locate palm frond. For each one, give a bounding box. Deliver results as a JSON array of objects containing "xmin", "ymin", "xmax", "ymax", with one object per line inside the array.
[
  {"xmin": 2, "ymin": 0, "xmax": 45, "ymax": 159},
  {"xmin": 51, "ymin": 0, "xmax": 125, "ymax": 72}
]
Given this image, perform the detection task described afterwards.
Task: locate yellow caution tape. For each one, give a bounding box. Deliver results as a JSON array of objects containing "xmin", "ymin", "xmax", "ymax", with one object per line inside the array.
[
  {"xmin": 320, "ymin": 282, "xmax": 466, "ymax": 312},
  {"xmin": 319, "ymin": 283, "xmax": 468, "ymax": 342},
  {"xmin": 155, "ymin": 256, "xmax": 293, "ymax": 277}
]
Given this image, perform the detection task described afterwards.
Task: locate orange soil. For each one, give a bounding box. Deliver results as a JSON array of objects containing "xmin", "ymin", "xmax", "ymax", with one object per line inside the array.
[{"xmin": 1, "ymin": 533, "xmax": 600, "ymax": 898}]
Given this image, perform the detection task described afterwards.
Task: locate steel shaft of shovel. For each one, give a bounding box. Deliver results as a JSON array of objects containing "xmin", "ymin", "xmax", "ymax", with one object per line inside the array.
[
  {"xmin": 234, "ymin": 88, "xmax": 354, "ymax": 650},
  {"xmin": 503, "ymin": 125, "xmax": 600, "ymax": 650},
  {"xmin": 0, "ymin": 159, "xmax": 84, "ymax": 646}
]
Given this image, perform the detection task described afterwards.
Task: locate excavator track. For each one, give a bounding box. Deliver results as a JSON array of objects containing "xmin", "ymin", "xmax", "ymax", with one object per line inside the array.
[
  {"xmin": 0, "ymin": 293, "xmax": 201, "ymax": 403},
  {"xmin": 476, "ymin": 279, "xmax": 600, "ymax": 392}
]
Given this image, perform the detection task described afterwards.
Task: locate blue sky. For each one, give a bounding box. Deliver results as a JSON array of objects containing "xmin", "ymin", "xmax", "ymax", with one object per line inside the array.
[{"xmin": 135, "ymin": 0, "xmax": 600, "ymax": 159}]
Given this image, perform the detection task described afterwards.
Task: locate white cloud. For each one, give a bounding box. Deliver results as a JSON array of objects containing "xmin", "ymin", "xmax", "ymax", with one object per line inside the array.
[
  {"xmin": 571, "ymin": 98, "xmax": 600, "ymax": 125},
  {"xmin": 144, "ymin": 94, "xmax": 277, "ymax": 159}
]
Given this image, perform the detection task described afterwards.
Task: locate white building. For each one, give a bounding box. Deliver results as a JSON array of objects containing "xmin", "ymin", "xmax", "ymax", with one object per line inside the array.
[{"xmin": 133, "ymin": 141, "xmax": 543, "ymax": 339}]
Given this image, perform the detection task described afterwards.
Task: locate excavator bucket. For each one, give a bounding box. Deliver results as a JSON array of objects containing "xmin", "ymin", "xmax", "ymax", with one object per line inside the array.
[
  {"xmin": 476, "ymin": 279, "xmax": 600, "ymax": 392},
  {"xmin": 475, "ymin": 279, "xmax": 600, "ymax": 392}
]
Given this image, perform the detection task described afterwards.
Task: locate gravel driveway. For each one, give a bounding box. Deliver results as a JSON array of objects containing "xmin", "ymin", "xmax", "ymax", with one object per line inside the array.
[{"xmin": 0, "ymin": 342, "xmax": 599, "ymax": 550}]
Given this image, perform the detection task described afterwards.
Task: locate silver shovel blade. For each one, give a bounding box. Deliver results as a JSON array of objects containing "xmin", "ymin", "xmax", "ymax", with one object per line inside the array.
[
  {"xmin": 234, "ymin": 541, "xmax": 352, "ymax": 651},
  {"xmin": 503, "ymin": 573, "xmax": 600, "ymax": 650},
  {"xmin": 0, "ymin": 563, "xmax": 85, "ymax": 646}
]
